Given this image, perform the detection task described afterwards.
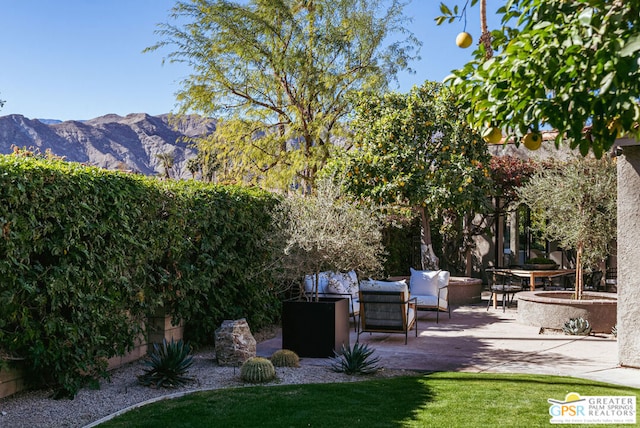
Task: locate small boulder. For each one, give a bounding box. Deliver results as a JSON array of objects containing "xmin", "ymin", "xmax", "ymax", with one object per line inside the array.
[{"xmin": 214, "ymin": 318, "xmax": 256, "ymax": 366}]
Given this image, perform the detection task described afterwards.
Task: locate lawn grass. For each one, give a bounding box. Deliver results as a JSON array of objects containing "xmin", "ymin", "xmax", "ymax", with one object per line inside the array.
[{"xmin": 98, "ymin": 372, "xmax": 638, "ymax": 428}]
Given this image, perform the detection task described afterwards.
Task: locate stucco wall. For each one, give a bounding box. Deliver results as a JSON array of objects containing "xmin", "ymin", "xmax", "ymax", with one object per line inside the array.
[{"xmin": 617, "ymin": 145, "xmax": 640, "ymax": 368}]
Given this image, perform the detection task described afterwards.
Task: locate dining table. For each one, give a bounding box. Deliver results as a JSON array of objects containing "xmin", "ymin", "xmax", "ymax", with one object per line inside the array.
[{"xmin": 508, "ymin": 268, "xmax": 575, "ymax": 291}]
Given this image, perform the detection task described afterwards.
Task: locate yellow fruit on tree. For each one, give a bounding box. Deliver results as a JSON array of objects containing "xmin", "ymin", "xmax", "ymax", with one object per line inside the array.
[
  {"xmin": 456, "ymin": 32, "xmax": 473, "ymax": 48},
  {"xmin": 523, "ymin": 132, "xmax": 542, "ymax": 150},
  {"xmin": 607, "ymin": 119, "xmax": 624, "ymax": 138},
  {"xmin": 482, "ymin": 127, "xmax": 503, "ymax": 144}
]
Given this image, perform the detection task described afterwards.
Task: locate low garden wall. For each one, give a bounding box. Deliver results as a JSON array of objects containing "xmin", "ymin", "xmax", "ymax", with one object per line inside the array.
[
  {"xmin": 448, "ymin": 276, "xmax": 483, "ymax": 305},
  {"xmin": 0, "ymin": 310, "xmax": 183, "ymax": 399},
  {"xmin": 517, "ymin": 291, "xmax": 617, "ymax": 333}
]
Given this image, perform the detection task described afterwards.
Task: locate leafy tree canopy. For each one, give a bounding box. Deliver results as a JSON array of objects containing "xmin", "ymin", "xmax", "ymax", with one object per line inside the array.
[
  {"xmin": 330, "ymin": 81, "xmax": 492, "ymax": 269},
  {"xmin": 336, "ymin": 82, "xmax": 491, "ymax": 219},
  {"xmin": 148, "ymin": 0, "xmax": 420, "ymax": 191},
  {"xmin": 439, "ymin": 0, "xmax": 640, "ymax": 158},
  {"xmin": 270, "ymin": 178, "xmax": 384, "ymax": 296}
]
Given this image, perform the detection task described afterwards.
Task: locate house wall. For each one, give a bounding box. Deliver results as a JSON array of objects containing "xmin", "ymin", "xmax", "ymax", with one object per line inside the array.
[{"xmin": 617, "ymin": 144, "xmax": 640, "ymax": 368}]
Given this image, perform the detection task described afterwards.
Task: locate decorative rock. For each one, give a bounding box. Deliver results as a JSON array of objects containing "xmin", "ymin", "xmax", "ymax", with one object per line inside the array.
[{"xmin": 214, "ymin": 318, "xmax": 256, "ymax": 366}]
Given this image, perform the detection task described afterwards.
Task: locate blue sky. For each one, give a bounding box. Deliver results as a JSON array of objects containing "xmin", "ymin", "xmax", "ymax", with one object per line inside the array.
[{"xmin": 0, "ymin": 1, "xmax": 501, "ymax": 121}]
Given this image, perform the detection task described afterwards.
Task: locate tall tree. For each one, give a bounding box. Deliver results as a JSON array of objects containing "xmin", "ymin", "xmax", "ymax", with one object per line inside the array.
[
  {"xmin": 147, "ymin": 0, "xmax": 419, "ymax": 191},
  {"xmin": 335, "ymin": 82, "xmax": 492, "ymax": 271},
  {"xmin": 155, "ymin": 152, "xmax": 175, "ymax": 179},
  {"xmin": 437, "ymin": 0, "xmax": 640, "ymax": 157}
]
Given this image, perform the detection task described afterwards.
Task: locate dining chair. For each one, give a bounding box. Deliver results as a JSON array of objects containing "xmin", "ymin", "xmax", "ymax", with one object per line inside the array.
[{"xmin": 486, "ymin": 269, "xmax": 526, "ymax": 312}]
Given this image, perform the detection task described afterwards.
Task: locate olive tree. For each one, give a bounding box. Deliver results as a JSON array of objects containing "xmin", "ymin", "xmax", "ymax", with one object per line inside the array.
[
  {"xmin": 147, "ymin": 0, "xmax": 419, "ymax": 191},
  {"xmin": 516, "ymin": 157, "xmax": 617, "ymax": 299},
  {"xmin": 271, "ymin": 179, "xmax": 385, "ymax": 299}
]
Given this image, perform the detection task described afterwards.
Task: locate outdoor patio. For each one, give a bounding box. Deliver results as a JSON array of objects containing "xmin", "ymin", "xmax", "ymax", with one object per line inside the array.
[{"xmin": 257, "ymin": 295, "xmax": 640, "ymax": 389}]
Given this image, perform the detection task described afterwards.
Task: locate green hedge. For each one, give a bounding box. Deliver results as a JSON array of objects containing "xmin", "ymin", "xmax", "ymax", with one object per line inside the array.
[{"xmin": 0, "ymin": 155, "xmax": 280, "ymax": 397}]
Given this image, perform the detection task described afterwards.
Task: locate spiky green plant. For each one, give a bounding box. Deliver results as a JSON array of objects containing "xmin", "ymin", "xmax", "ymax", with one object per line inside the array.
[
  {"xmin": 270, "ymin": 349, "xmax": 300, "ymax": 368},
  {"xmin": 562, "ymin": 318, "xmax": 592, "ymax": 336},
  {"xmin": 241, "ymin": 357, "xmax": 276, "ymax": 383},
  {"xmin": 138, "ymin": 338, "xmax": 194, "ymax": 388},
  {"xmin": 330, "ymin": 343, "xmax": 381, "ymax": 375}
]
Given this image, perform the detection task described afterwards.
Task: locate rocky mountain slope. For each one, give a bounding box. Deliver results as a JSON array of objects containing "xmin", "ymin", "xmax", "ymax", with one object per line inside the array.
[{"xmin": 0, "ymin": 113, "xmax": 216, "ymax": 178}]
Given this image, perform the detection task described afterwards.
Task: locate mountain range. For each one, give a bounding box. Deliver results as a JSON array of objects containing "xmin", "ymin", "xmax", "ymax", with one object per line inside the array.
[{"xmin": 0, "ymin": 113, "xmax": 217, "ymax": 179}]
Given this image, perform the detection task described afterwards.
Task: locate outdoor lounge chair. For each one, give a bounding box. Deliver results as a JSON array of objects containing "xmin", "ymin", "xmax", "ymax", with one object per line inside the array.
[
  {"xmin": 358, "ymin": 280, "xmax": 417, "ymax": 344},
  {"xmin": 408, "ymin": 268, "xmax": 451, "ymax": 322}
]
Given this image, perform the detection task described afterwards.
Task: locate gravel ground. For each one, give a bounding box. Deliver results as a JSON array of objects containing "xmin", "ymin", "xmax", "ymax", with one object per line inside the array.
[{"xmin": 0, "ymin": 347, "xmax": 415, "ymax": 428}]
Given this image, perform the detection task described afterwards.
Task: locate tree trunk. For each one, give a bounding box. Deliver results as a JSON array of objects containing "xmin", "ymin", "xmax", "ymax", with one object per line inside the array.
[
  {"xmin": 480, "ymin": 0, "xmax": 493, "ymax": 59},
  {"xmin": 575, "ymin": 243, "xmax": 583, "ymax": 300},
  {"xmin": 418, "ymin": 205, "xmax": 439, "ymax": 270}
]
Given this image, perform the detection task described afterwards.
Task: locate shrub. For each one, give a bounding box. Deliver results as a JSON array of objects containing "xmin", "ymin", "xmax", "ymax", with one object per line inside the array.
[
  {"xmin": 0, "ymin": 155, "xmax": 282, "ymax": 396},
  {"xmin": 270, "ymin": 349, "xmax": 300, "ymax": 367},
  {"xmin": 330, "ymin": 343, "xmax": 381, "ymax": 375},
  {"xmin": 138, "ymin": 338, "xmax": 194, "ymax": 388},
  {"xmin": 240, "ymin": 357, "xmax": 276, "ymax": 383}
]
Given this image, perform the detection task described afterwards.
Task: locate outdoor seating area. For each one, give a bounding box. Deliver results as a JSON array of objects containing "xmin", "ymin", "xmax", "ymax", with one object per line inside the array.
[
  {"xmin": 258, "ymin": 297, "xmax": 634, "ymax": 388},
  {"xmin": 302, "ymin": 268, "xmax": 452, "ymax": 342}
]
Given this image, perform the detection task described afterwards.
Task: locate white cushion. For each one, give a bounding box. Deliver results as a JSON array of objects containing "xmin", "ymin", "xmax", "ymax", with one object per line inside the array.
[
  {"xmin": 326, "ymin": 271, "xmax": 359, "ymax": 297},
  {"xmin": 304, "ymin": 272, "xmax": 329, "ymax": 294},
  {"xmin": 412, "ymin": 294, "xmax": 448, "ymax": 310},
  {"xmin": 359, "ymin": 279, "xmax": 408, "ymax": 293},
  {"xmin": 410, "ymin": 268, "xmax": 440, "ymax": 296}
]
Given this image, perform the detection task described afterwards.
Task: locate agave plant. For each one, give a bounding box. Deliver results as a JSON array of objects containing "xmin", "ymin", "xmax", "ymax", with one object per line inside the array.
[
  {"xmin": 562, "ymin": 318, "xmax": 592, "ymax": 336},
  {"xmin": 330, "ymin": 342, "xmax": 381, "ymax": 375},
  {"xmin": 138, "ymin": 338, "xmax": 194, "ymax": 388}
]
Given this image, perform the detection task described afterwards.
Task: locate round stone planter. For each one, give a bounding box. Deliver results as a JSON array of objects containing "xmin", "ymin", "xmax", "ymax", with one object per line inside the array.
[
  {"xmin": 448, "ymin": 276, "xmax": 483, "ymax": 305},
  {"xmin": 517, "ymin": 291, "xmax": 617, "ymax": 333}
]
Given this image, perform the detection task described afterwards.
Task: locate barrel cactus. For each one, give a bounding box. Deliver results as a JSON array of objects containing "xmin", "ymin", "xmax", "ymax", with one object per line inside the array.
[
  {"xmin": 562, "ymin": 317, "xmax": 592, "ymax": 336},
  {"xmin": 240, "ymin": 357, "xmax": 276, "ymax": 383},
  {"xmin": 270, "ymin": 349, "xmax": 300, "ymax": 368}
]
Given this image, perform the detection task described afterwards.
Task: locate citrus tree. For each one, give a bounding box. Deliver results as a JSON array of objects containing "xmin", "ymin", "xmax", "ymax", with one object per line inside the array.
[
  {"xmin": 438, "ymin": 0, "xmax": 640, "ymax": 157},
  {"xmin": 335, "ymin": 82, "xmax": 492, "ymax": 271},
  {"xmin": 517, "ymin": 157, "xmax": 617, "ymax": 299},
  {"xmin": 147, "ymin": 0, "xmax": 419, "ymax": 192}
]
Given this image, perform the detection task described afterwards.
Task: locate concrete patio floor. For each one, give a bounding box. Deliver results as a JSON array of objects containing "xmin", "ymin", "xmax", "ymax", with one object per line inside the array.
[{"xmin": 257, "ymin": 299, "xmax": 640, "ymax": 389}]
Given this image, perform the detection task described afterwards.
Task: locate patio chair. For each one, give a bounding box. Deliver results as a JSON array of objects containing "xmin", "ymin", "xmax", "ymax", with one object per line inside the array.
[
  {"xmin": 408, "ymin": 268, "xmax": 451, "ymax": 323},
  {"xmin": 358, "ymin": 280, "xmax": 417, "ymax": 344},
  {"xmin": 486, "ymin": 268, "xmax": 526, "ymax": 312}
]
